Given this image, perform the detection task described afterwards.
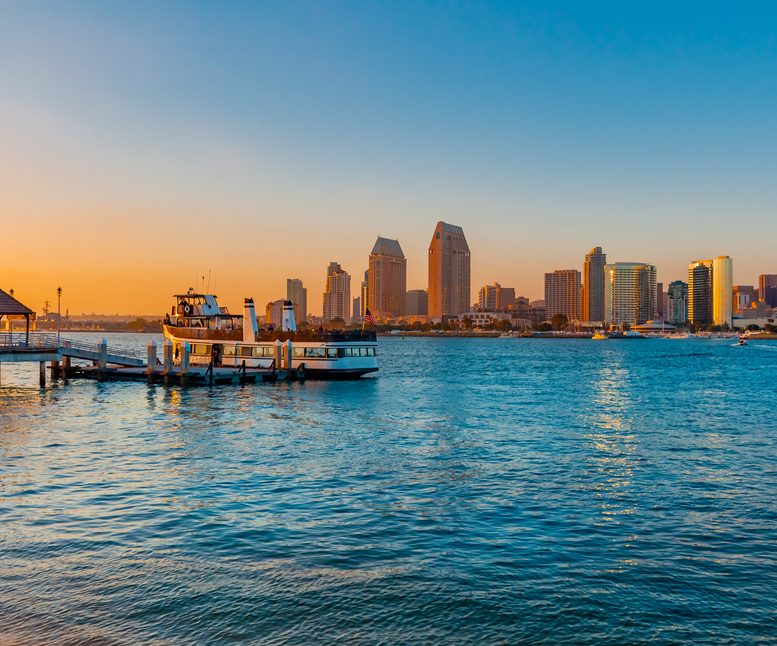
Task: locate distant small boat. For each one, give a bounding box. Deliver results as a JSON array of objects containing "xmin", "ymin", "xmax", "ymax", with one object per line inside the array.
[
  {"xmin": 736, "ymin": 337, "xmax": 748, "ymax": 346},
  {"xmin": 592, "ymin": 330, "xmax": 610, "ymax": 340}
]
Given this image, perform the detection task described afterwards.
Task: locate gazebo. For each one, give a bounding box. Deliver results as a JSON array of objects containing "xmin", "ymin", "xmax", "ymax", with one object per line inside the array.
[{"xmin": 0, "ymin": 288, "xmax": 35, "ymax": 344}]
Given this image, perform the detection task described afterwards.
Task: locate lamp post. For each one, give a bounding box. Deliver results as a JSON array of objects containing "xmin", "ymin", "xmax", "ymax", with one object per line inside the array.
[{"xmin": 57, "ymin": 287, "xmax": 62, "ymax": 346}]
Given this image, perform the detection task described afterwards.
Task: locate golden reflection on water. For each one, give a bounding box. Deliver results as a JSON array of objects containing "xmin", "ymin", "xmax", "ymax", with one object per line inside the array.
[{"xmin": 584, "ymin": 356, "xmax": 639, "ymax": 538}]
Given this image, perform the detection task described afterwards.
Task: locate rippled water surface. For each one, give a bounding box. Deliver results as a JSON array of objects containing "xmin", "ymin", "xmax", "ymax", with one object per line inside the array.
[{"xmin": 1, "ymin": 334, "xmax": 776, "ymax": 644}]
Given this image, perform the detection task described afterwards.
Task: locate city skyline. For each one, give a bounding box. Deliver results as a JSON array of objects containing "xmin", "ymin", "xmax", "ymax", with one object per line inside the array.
[{"xmin": 2, "ymin": 3, "xmax": 777, "ymax": 314}]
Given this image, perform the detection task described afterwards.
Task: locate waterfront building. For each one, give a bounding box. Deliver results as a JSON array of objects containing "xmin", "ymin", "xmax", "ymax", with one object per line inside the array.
[
  {"xmin": 265, "ymin": 299, "xmax": 285, "ymax": 328},
  {"xmin": 712, "ymin": 256, "xmax": 733, "ymax": 327},
  {"xmin": 428, "ymin": 221, "xmax": 471, "ymax": 318},
  {"xmin": 322, "ymin": 262, "xmax": 351, "ymax": 323},
  {"xmin": 666, "ymin": 280, "xmax": 688, "ymax": 325},
  {"xmin": 286, "ymin": 278, "xmax": 307, "ymax": 324},
  {"xmin": 544, "ymin": 270, "xmax": 581, "ymax": 321},
  {"xmin": 582, "ymin": 246, "xmax": 606, "ymax": 322},
  {"xmin": 688, "ymin": 260, "xmax": 713, "ymax": 325},
  {"xmin": 405, "ymin": 289, "xmax": 428, "ymax": 316},
  {"xmin": 604, "ymin": 262, "xmax": 657, "ymax": 327},
  {"xmin": 368, "ymin": 237, "xmax": 407, "ymax": 318},
  {"xmin": 477, "ymin": 282, "xmax": 516, "ymax": 311},
  {"xmin": 759, "ymin": 274, "xmax": 777, "ymax": 307},
  {"xmin": 733, "ymin": 285, "xmax": 758, "ymax": 313}
]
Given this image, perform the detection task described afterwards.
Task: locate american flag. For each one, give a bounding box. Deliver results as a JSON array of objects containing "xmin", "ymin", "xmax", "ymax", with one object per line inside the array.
[{"xmin": 364, "ymin": 309, "xmax": 376, "ymax": 325}]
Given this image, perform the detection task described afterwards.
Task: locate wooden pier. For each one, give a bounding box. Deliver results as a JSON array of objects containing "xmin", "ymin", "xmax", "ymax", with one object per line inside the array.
[{"xmin": 0, "ymin": 333, "xmax": 295, "ymax": 387}]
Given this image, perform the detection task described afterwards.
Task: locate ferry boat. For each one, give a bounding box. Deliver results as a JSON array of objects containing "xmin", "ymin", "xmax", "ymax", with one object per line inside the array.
[{"xmin": 162, "ymin": 290, "xmax": 378, "ymax": 379}]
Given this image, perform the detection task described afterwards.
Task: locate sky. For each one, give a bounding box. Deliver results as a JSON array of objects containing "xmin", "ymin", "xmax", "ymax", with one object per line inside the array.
[{"xmin": 1, "ymin": 1, "xmax": 776, "ymax": 315}]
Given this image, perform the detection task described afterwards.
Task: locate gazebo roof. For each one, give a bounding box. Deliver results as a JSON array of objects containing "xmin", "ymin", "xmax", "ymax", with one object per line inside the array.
[{"xmin": 0, "ymin": 289, "xmax": 34, "ymax": 316}]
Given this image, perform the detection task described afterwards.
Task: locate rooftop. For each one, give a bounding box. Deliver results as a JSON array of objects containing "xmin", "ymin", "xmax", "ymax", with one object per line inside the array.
[
  {"xmin": 371, "ymin": 237, "xmax": 405, "ymax": 258},
  {"xmin": 0, "ymin": 289, "xmax": 34, "ymax": 316}
]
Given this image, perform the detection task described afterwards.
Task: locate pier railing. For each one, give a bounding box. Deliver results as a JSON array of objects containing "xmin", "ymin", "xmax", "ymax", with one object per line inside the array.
[
  {"xmin": 0, "ymin": 333, "xmax": 146, "ymax": 364},
  {"xmin": 0, "ymin": 332, "xmax": 58, "ymax": 350}
]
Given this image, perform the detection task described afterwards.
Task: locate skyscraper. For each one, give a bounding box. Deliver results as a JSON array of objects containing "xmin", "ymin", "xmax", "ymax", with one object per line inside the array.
[
  {"xmin": 428, "ymin": 221, "xmax": 471, "ymax": 318},
  {"xmin": 582, "ymin": 246, "xmax": 606, "ymax": 322},
  {"xmin": 286, "ymin": 278, "xmax": 307, "ymax": 324},
  {"xmin": 688, "ymin": 260, "xmax": 713, "ymax": 325},
  {"xmin": 712, "ymin": 255, "xmax": 733, "ymax": 327},
  {"xmin": 667, "ymin": 280, "xmax": 688, "ymax": 325},
  {"xmin": 368, "ymin": 237, "xmax": 407, "ymax": 318},
  {"xmin": 758, "ymin": 274, "xmax": 777, "ymax": 307},
  {"xmin": 322, "ymin": 262, "xmax": 351, "ymax": 323},
  {"xmin": 604, "ymin": 262, "xmax": 657, "ymax": 326},
  {"xmin": 544, "ymin": 270, "xmax": 581, "ymax": 321}
]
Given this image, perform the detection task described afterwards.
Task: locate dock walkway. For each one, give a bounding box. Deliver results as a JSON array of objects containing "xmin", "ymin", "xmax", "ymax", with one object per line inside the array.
[{"xmin": 0, "ymin": 333, "xmax": 290, "ymax": 387}]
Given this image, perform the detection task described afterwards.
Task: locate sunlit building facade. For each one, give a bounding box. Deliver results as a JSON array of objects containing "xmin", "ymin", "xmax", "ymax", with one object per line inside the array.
[
  {"xmin": 265, "ymin": 299, "xmax": 285, "ymax": 328},
  {"xmin": 712, "ymin": 255, "xmax": 733, "ymax": 327},
  {"xmin": 428, "ymin": 221, "xmax": 471, "ymax": 318},
  {"xmin": 604, "ymin": 262, "xmax": 657, "ymax": 327},
  {"xmin": 368, "ymin": 237, "xmax": 407, "ymax": 318},
  {"xmin": 286, "ymin": 278, "xmax": 307, "ymax": 324},
  {"xmin": 582, "ymin": 246, "xmax": 606, "ymax": 322},
  {"xmin": 478, "ymin": 282, "xmax": 516, "ymax": 311},
  {"xmin": 322, "ymin": 262, "xmax": 351, "ymax": 323},
  {"xmin": 544, "ymin": 270, "xmax": 581, "ymax": 321}
]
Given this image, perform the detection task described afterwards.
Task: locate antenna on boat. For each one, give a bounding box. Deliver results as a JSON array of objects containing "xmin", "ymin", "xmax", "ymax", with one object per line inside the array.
[{"xmin": 207, "ymin": 270, "xmax": 211, "ymax": 293}]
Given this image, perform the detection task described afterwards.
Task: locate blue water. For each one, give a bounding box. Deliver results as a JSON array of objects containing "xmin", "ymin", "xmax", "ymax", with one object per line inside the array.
[{"xmin": 1, "ymin": 334, "xmax": 776, "ymax": 644}]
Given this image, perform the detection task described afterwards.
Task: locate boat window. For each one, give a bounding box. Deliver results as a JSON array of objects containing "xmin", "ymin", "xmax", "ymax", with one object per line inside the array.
[
  {"xmin": 293, "ymin": 348, "xmax": 305, "ymax": 358},
  {"xmin": 305, "ymin": 347, "xmax": 326, "ymax": 358},
  {"xmin": 223, "ymin": 346, "xmax": 236, "ymax": 356},
  {"xmin": 326, "ymin": 348, "xmax": 338, "ymax": 358},
  {"xmin": 193, "ymin": 344, "xmax": 210, "ymax": 355},
  {"xmin": 254, "ymin": 347, "xmax": 269, "ymax": 357},
  {"xmin": 359, "ymin": 347, "xmax": 368, "ymax": 357},
  {"xmin": 239, "ymin": 347, "xmax": 253, "ymax": 357},
  {"xmin": 367, "ymin": 347, "xmax": 376, "ymax": 356}
]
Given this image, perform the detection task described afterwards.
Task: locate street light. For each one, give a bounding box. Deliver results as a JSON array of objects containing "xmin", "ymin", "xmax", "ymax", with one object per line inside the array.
[{"xmin": 57, "ymin": 287, "xmax": 62, "ymax": 346}]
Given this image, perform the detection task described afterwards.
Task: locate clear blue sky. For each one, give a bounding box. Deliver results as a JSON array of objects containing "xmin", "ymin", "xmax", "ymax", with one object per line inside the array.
[{"xmin": 2, "ymin": 1, "xmax": 776, "ymax": 312}]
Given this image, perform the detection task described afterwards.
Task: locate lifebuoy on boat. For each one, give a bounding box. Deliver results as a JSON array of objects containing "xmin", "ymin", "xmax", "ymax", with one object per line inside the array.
[{"xmin": 182, "ymin": 302, "xmax": 192, "ymax": 316}]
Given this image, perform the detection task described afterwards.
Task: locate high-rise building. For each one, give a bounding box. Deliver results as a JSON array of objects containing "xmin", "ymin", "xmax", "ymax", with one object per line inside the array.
[
  {"xmin": 368, "ymin": 237, "xmax": 407, "ymax": 318},
  {"xmin": 428, "ymin": 221, "xmax": 471, "ymax": 318},
  {"xmin": 544, "ymin": 270, "xmax": 581, "ymax": 321},
  {"xmin": 322, "ymin": 262, "xmax": 351, "ymax": 322},
  {"xmin": 604, "ymin": 262, "xmax": 657, "ymax": 326},
  {"xmin": 286, "ymin": 278, "xmax": 307, "ymax": 324},
  {"xmin": 712, "ymin": 256, "xmax": 733, "ymax": 327},
  {"xmin": 582, "ymin": 246, "xmax": 606, "ymax": 322},
  {"xmin": 733, "ymin": 285, "xmax": 758, "ymax": 313},
  {"xmin": 265, "ymin": 299, "xmax": 285, "ymax": 328},
  {"xmin": 405, "ymin": 289, "xmax": 428, "ymax": 316},
  {"xmin": 667, "ymin": 281, "xmax": 688, "ymax": 325},
  {"xmin": 759, "ymin": 274, "xmax": 777, "ymax": 307},
  {"xmin": 352, "ymin": 296, "xmax": 361, "ymax": 322},
  {"xmin": 477, "ymin": 282, "xmax": 516, "ymax": 311},
  {"xmin": 688, "ymin": 260, "xmax": 713, "ymax": 325}
]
